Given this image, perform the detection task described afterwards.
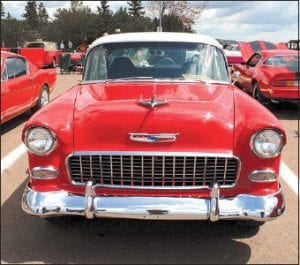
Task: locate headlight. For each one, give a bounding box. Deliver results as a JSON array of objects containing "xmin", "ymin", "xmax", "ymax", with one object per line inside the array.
[
  {"xmin": 25, "ymin": 127, "xmax": 56, "ymax": 155},
  {"xmin": 250, "ymin": 129, "xmax": 283, "ymax": 158}
]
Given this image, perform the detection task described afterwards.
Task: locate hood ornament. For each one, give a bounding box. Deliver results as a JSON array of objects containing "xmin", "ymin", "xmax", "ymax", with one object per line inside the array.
[
  {"xmin": 129, "ymin": 133, "xmax": 179, "ymax": 143},
  {"xmin": 137, "ymin": 95, "xmax": 168, "ymax": 109}
]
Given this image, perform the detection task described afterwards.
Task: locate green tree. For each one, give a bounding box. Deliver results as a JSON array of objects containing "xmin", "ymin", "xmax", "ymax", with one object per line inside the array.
[
  {"xmin": 38, "ymin": 2, "xmax": 49, "ymax": 25},
  {"xmin": 47, "ymin": 3, "xmax": 97, "ymax": 48},
  {"xmin": 162, "ymin": 14, "xmax": 192, "ymax": 32},
  {"xmin": 97, "ymin": 0, "xmax": 111, "ymax": 16},
  {"xmin": 127, "ymin": 0, "xmax": 145, "ymax": 17},
  {"xmin": 70, "ymin": 0, "xmax": 86, "ymax": 12},
  {"xmin": 111, "ymin": 7, "xmax": 154, "ymax": 33},
  {"xmin": 96, "ymin": 0, "xmax": 113, "ymax": 34},
  {"xmin": 23, "ymin": 0, "xmax": 39, "ymax": 30},
  {"xmin": 1, "ymin": 2, "xmax": 5, "ymax": 18},
  {"xmin": 1, "ymin": 18, "xmax": 35, "ymax": 47},
  {"xmin": 6, "ymin": 11, "xmax": 11, "ymax": 19}
]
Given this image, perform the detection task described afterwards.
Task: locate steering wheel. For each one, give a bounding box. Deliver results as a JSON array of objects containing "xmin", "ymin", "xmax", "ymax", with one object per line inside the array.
[{"xmin": 157, "ymin": 57, "xmax": 176, "ymax": 65}]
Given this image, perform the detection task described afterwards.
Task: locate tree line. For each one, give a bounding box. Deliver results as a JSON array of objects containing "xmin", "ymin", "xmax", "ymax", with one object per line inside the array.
[{"xmin": 1, "ymin": 0, "xmax": 206, "ymax": 49}]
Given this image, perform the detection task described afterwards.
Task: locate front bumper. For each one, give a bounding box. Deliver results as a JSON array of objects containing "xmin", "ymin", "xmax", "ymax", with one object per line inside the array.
[{"xmin": 22, "ymin": 182, "xmax": 285, "ymax": 221}]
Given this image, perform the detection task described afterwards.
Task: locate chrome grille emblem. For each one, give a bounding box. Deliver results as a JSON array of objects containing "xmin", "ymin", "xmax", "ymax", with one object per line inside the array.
[
  {"xmin": 129, "ymin": 133, "xmax": 179, "ymax": 143},
  {"xmin": 137, "ymin": 96, "xmax": 168, "ymax": 108}
]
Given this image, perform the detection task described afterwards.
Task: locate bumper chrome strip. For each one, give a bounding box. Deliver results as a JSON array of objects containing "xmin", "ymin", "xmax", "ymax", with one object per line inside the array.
[{"xmin": 22, "ymin": 183, "xmax": 285, "ymax": 221}]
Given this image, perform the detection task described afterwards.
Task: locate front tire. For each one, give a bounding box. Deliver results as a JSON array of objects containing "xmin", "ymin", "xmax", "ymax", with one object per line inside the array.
[
  {"xmin": 229, "ymin": 220, "xmax": 265, "ymax": 228},
  {"xmin": 253, "ymin": 83, "xmax": 269, "ymax": 104},
  {"xmin": 31, "ymin": 86, "xmax": 50, "ymax": 113}
]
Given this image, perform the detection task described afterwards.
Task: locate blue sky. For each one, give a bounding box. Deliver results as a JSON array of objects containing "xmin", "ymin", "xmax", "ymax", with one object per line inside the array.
[{"xmin": 2, "ymin": 1, "xmax": 298, "ymax": 43}]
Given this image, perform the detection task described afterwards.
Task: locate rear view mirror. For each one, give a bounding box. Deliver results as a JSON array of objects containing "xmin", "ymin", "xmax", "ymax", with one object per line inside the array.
[
  {"xmin": 231, "ymin": 71, "xmax": 241, "ymax": 85},
  {"xmin": 232, "ymin": 71, "xmax": 241, "ymax": 79}
]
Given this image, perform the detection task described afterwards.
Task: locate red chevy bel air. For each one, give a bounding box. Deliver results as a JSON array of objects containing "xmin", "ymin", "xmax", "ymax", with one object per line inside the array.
[
  {"xmin": 21, "ymin": 40, "xmax": 62, "ymax": 68},
  {"xmin": 22, "ymin": 32, "xmax": 286, "ymax": 226},
  {"xmin": 232, "ymin": 49, "xmax": 299, "ymax": 103},
  {"xmin": 1, "ymin": 51, "xmax": 56, "ymax": 124}
]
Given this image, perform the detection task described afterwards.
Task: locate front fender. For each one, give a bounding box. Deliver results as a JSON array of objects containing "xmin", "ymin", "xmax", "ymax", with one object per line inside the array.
[{"xmin": 233, "ymin": 88, "xmax": 286, "ymax": 194}]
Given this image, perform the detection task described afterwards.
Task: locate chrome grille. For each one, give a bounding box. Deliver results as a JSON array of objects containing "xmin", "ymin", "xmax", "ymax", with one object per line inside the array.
[{"xmin": 68, "ymin": 153, "xmax": 239, "ymax": 188}]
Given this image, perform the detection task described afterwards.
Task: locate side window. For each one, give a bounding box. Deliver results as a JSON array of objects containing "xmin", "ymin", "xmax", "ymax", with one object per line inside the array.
[
  {"xmin": 5, "ymin": 57, "xmax": 28, "ymax": 79},
  {"xmin": 247, "ymin": 53, "xmax": 262, "ymax": 67}
]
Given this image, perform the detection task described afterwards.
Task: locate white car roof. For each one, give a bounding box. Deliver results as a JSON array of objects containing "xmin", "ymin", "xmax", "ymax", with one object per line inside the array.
[{"xmin": 89, "ymin": 32, "xmax": 222, "ymax": 50}]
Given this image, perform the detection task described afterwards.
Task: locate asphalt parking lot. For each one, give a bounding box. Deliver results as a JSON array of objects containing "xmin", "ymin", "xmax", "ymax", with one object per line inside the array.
[{"xmin": 1, "ymin": 71, "xmax": 299, "ymax": 264}]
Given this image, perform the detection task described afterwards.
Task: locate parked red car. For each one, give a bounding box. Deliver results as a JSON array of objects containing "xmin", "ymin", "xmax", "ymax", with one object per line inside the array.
[
  {"xmin": 232, "ymin": 49, "xmax": 299, "ymax": 103},
  {"xmin": 22, "ymin": 33, "xmax": 285, "ymax": 226},
  {"xmin": 69, "ymin": 45, "xmax": 87, "ymax": 68},
  {"xmin": 223, "ymin": 44, "xmax": 244, "ymax": 67},
  {"xmin": 1, "ymin": 51, "xmax": 56, "ymax": 124},
  {"xmin": 20, "ymin": 40, "xmax": 62, "ymax": 68}
]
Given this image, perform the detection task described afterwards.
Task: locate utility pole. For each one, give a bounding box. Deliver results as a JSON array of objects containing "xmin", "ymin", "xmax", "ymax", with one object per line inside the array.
[{"xmin": 157, "ymin": 1, "xmax": 163, "ymax": 32}]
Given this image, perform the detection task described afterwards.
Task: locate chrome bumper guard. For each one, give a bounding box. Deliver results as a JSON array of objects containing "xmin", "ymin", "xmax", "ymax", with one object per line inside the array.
[{"xmin": 22, "ymin": 182, "xmax": 285, "ymax": 221}]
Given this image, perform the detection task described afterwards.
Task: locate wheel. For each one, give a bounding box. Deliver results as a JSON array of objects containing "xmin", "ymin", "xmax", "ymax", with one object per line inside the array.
[
  {"xmin": 157, "ymin": 57, "xmax": 176, "ymax": 65},
  {"xmin": 253, "ymin": 82, "xmax": 268, "ymax": 104},
  {"xmin": 31, "ymin": 86, "xmax": 50, "ymax": 113},
  {"xmin": 228, "ymin": 220, "xmax": 265, "ymax": 227},
  {"xmin": 43, "ymin": 216, "xmax": 83, "ymax": 225}
]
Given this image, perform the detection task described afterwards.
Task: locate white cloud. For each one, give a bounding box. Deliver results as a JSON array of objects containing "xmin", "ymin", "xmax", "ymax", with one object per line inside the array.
[{"xmin": 194, "ymin": 1, "xmax": 297, "ymax": 43}]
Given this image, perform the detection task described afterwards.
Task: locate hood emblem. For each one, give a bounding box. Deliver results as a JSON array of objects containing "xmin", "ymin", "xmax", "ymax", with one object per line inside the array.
[
  {"xmin": 129, "ymin": 133, "xmax": 179, "ymax": 143},
  {"xmin": 137, "ymin": 96, "xmax": 168, "ymax": 109}
]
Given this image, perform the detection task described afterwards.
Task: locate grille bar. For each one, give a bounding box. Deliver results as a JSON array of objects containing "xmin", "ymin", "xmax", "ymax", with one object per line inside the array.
[{"xmin": 68, "ymin": 153, "xmax": 240, "ymax": 189}]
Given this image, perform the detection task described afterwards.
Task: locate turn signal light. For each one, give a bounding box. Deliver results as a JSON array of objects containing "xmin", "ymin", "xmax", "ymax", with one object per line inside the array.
[
  {"xmin": 248, "ymin": 170, "xmax": 277, "ymax": 182},
  {"xmin": 31, "ymin": 167, "xmax": 58, "ymax": 179}
]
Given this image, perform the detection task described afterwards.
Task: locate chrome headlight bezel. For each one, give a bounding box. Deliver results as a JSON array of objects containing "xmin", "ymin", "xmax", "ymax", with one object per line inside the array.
[
  {"xmin": 24, "ymin": 126, "xmax": 57, "ymax": 156},
  {"xmin": 250, "ymin": 129, "xmax": 284, "ymax": 159}
]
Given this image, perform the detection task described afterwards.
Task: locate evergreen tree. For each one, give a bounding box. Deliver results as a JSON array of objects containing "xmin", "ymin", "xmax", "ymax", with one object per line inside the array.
[
  {"xmin": 23, "ymin": 1, "xmax": 38, "ymax": 30},
  {"xmin": 1, "ymin": 2, "xmax": 5, "ymax": 18},
  {"xmin": 6, "ymin": 11, "xmax": 12, "ymax": 19},
  {"xmin": 96, "ymin": 1, "xmax": 112, "ymax": 34},
  {"xmin": 127, "ymin": 0, "xmax": 145, "ymax": 17},
  {"xmin": 70, "ymin": 0, "xmax": 84, "ymax": 12},
  {"xmin": 97, "ymin": 0, "xmax": 110, "ymax": 15},
  {"xmin": 38, "ymin": 2, "xmax": 49, "ymax": 25}
]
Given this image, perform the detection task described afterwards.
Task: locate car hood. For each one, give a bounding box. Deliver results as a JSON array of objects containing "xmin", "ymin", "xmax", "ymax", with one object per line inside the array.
[
  {"xmin": 73, "ymin": 82, "xmax": 235, "ymax": 153},
  {"xmin": 238, "ymin": 41, "xmax": 288, "ymax": 62}
]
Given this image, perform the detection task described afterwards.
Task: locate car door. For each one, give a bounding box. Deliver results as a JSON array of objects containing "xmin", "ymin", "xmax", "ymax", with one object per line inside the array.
[
  {"xmin": 238, "ymin": 53, "xmax": 262, "ymax": 92},
  {"xmin": 1, "ymin": 56, "xmax": 35, "ymax": 122}
]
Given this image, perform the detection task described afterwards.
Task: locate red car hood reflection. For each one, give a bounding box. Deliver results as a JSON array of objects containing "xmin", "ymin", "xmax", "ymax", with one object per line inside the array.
[{"xmin": 73, "ymin": 82, "xmax": 235, "ymax": 153}]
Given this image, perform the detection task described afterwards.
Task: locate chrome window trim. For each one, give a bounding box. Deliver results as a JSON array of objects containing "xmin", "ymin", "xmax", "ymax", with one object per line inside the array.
[{"xmin": 65, "ymin": 151, "xmax": 241, "ymax": 190}]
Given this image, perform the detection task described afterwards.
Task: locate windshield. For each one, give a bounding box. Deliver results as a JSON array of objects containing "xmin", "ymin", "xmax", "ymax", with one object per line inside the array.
[
  {"xmin": 26, "ymin": 43, "xmax": 44, "ymax": 48},
  {"xmin": 83, "ymin": 42, "xmax": 229, "ymax": 83},
  {"xmin": 263, "ymin": 55, "xmax": 298, "ymax": 70}
]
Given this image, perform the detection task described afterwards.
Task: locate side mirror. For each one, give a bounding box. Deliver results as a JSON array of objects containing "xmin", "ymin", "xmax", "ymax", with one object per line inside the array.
[{"xmin": 231, "ymin": 71, "xmax": 241, "ymax": 85}]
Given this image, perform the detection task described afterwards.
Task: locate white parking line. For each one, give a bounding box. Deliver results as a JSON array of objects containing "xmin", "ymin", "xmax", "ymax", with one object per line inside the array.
[
  {"xmin": 280, "ymin": 161, "xmax": 299, "ymax": 196},
  {"xmin": 1, "ymin": 144, "xmax": 299, "ymax": 197},
  {"xmin": 1, "ymin": 144, "xmax": 27, "ymax": 174}
]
